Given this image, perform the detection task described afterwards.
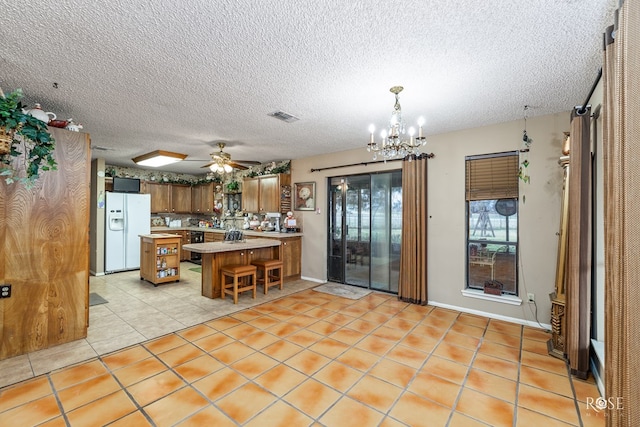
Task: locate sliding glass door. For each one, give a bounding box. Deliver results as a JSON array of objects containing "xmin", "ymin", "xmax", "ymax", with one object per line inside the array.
[{"xmin": 327, "ymin": 171, "xmax": 402, "ymax": 293}]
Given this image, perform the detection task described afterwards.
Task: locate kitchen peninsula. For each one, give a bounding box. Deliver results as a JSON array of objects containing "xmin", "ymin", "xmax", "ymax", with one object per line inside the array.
[{"xmin": 183, "ymin": 238, "xmax": 281, "ymax": 299}]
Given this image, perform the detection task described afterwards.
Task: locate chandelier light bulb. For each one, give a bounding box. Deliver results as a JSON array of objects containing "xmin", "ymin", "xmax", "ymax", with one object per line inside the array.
[
  {"xmin": 417, "ymin": 117, "xmax": 425, "ymax": 138},
  {"xmin": 224, "ymin": 164, "xmax": 233, "ymax": 173}
]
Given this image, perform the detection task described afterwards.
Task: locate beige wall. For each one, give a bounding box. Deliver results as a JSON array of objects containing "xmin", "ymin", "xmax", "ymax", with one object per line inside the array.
[{"xmin": 292, "ymin": 111, "xmax": 570, "ymax": 325}]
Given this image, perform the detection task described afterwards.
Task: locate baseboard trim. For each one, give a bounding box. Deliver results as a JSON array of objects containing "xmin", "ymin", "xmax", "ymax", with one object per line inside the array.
[
  {"xmin": 300, "ymin": 276, "xmax": 326, "ymax": 284},
  {"xmin": 429, "ymin": 300, "xmax": 551, "ymax": 331}
]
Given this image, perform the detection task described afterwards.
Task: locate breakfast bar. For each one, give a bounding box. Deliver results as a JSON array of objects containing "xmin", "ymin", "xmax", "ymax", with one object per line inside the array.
[{"xmin": 183, "ymin": 238, "xmax": 281, "ymax": 299}]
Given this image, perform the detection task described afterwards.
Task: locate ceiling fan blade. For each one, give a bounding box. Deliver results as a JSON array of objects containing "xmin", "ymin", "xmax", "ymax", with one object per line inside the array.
[
  {"xmin": 228, "ymin": 162, "xmax": 249, "ymax": 170},
  {"xmin": 200, "ymin": 161, "xmax": 215, "ymax": 168},
  {"xmin": 234, "ymin": 160, "xmax": 261, "ymax": 165}
]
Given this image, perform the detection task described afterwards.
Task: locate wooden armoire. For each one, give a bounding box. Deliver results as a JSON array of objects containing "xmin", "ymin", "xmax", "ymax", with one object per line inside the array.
[{"xmin": 0, "ymin": 127, "xmax": 91, "ymax": 360}]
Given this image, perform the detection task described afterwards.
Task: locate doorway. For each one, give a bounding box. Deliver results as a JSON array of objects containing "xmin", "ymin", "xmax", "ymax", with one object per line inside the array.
[{"xmin": 327, "ymin": 171, "xmax": 402, "ymax": 293}]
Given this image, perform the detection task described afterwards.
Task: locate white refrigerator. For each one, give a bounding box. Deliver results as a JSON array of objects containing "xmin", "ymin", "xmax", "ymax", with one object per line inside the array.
[{"xmin": 105, "ymin": 192, "xmax": 151, "ymax": 273}]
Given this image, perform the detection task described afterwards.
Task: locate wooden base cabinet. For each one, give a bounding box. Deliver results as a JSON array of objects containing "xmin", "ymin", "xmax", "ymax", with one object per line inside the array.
[
  {"xmin": 247, "ymin": 235, "xmax": 301, "ymax": 280},
  {"xmin": 205, "ymin": 231, "xmax": 225, "ymax": 243},
  {"xmin": 281, "ymin": 236, "xmax": 301, "ymax": 279},
  {"xmin": 173, "ymin": 231, "xmax": 190, "ymax": 261},
  {"xmin": 140, "ymin": 234, "xmax": 181, "ymax": 286}
]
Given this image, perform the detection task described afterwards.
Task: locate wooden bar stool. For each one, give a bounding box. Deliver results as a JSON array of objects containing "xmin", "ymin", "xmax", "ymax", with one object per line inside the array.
[
  {"xmin": 251, "ymin": 259, "xmax": 284, "ymax": 294},
  {"xmin": 220, "ymin": 264, "xmax": 257, "ymax": 304}
]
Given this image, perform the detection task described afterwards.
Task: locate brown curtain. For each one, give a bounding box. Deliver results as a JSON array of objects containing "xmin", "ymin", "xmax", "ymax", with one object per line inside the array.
[
  {"xmin": 398, "ymin": 154, "xmax": 428, "ymax": 304},
  {"xmin": 564, "ymin": 107, "xmax": 591, "ymax": 379},
  {"xmin": 604, "ymin": 1, "xmax": 640, "ymax": 425}
]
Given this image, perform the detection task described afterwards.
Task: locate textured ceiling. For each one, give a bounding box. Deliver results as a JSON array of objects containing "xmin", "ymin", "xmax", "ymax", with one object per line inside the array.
[{"xmin": 0, "ymin": 0, "xmax": 616, "ymax": 175}]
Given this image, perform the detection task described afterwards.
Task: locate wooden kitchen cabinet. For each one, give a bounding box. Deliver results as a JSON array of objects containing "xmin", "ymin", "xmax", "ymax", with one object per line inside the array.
[
  {"xmin": 140, "ymin": 234, "xmax": 181, "ymax": 285},
  {"xmin": 204, "ymin": 231, "xmax": 225, "ymax": 243},
  {"xmin": 248, "ymin": 234, "xmax": 301, "ymax": 280},
  {"xmin": 145, "ymin": 182, "xmax": 171, "ymax": 213},
  {"xmin": 171, "ymin": 184, "xmax": 191, "ymax": 213},
  {"xmin": 242, "ymin": 173, "xmax": 290, "ymax": 214},
  {"xmin": 192, "ymin": 183, "xmax": 214, "ymax": 213},
  {"xmin": 242, "ymin": 178, "xmax": 259, "ymax": 213},
  {"xmin": 172, "ymin": 231, "xmax": 190, "ymax": 261},
  {"xmin": 280, "ymin": 236, "xmax": 302, "ymax": 279}
]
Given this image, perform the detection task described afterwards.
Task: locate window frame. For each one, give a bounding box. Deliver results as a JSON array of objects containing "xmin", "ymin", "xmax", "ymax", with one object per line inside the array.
[{"xmin": 465, "ymin": 151, "xmax": 519, "ymax": 296}]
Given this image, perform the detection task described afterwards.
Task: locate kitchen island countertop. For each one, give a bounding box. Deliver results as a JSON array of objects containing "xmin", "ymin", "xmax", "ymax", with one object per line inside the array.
[
  {"xmin": 151, "ymin": 226, "xmax": 302, "ymax": 238},
  {"xmin": 183, "ymin": 238, "xmax": 280, "ymax": 254}
]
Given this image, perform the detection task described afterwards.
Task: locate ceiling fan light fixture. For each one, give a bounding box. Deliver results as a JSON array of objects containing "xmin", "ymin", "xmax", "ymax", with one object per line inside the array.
[
  {"xmin": 209, "ymin": 162, "xmax": 233, "ymax": 173},
  {"xmin": 132, "ymin": 150, "xmax": 187, "ymax": 167}
]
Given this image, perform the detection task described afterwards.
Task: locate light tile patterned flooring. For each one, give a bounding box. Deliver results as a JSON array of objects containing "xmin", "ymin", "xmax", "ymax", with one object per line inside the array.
[{"xmin": 0, "ymin": 265, "xmax": 604, "ymax": 426}]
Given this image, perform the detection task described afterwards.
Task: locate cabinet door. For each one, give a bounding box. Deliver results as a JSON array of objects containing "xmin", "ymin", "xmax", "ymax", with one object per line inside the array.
[
  {"xmin": 140, "ymin": 240, "xmax": 154, "ymax": 281},
  {"xmin": 242, "ymin": 178, "xmax": 260, "ymax": 213},
  {"xmin": 200, "ymin": 183, "xmax": 214, "ymax": 213},
  {"xmin": 171, "ymin": 185, "xmax": 192, "ymax": 213},
  {"xmin": 204, "ymin": 231, "xmax": 225, "ymax": 242},
  {"xmin": 191, "ymin": 186, "xmax": 203, "ymax": 213},
  {"xmin": 180, "ymin": 231, "xmax": 190, "ymax": 261},
  {"xmin": 259, "ymin": 175, "xmax": 279, "ymax": 212},
  {"xmin": 282, "ymin": 237, "xmax": 302, "ymax": 278},
  {"xmin": 148, "ymin": 182, "xmax": 171, "ymax": 213}
]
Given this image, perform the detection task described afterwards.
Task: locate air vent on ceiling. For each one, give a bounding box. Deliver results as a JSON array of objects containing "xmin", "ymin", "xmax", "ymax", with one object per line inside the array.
[
  {"xmin": 268, "ymin": 110, "xmax": 299, "ymax": 123},
  {"xmin": 91, "ymin": 145, "xmax": 116, "ymax": 151}
]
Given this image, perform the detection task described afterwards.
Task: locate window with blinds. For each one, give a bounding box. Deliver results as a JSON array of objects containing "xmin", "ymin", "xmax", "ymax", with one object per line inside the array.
[
  {"xmin": 465, "ymin": 152, "xmax": 519, "ymax": 201},
  {"xmin": 465, "ymin": 151, "xmax": 519, "ymax": 295}
]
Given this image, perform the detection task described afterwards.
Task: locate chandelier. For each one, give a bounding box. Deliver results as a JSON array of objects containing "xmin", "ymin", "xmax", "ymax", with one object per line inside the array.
[{"xmin": 367, "ymin": 86, "xmax": 426, "ymax": 160}]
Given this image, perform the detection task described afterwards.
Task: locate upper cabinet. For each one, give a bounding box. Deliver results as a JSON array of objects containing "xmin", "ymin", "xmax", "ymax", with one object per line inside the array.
[
  {"xmin": 142, "ymin": 182, "xmax": 193, "ymax": 214},
  {"xmin": 192, "ymin": 183, "xmax": 214, "ymax": 214},
  {"xmin": 171, "ymin": 184, "xmax": 191, "ymax": 213},
  {"xmin": 144, "ymin": 181, "xmax": 171, "ymax": 213},
  {"xmin": 242, "ymin": 178, "xmax": 259, "ymax": 212},
  {"xmin": 242, "ymin": 173, "xmax": 290, "ymax": 214}
]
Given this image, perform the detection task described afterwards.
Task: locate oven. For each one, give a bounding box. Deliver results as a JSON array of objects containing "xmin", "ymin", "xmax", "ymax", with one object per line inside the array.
[{"xmin": 189, "ymin": 231, "xmax": 204, "ymax": 264}]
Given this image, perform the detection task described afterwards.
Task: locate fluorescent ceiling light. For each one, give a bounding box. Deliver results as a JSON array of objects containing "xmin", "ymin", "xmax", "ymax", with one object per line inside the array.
[{"xmin": 132, "ymin": 150, "xmax": 187, "ymax": 167}]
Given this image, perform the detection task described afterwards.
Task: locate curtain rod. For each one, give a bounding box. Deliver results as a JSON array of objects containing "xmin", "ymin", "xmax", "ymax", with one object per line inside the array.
[
  {"xmin": 576, "ymin": 67, "xmax": 602, "ymax": 115},
  {"xmin": 310, "ymin": 153, "xmax": 435, "ymax": 173},
  {"xmin": 311, "ymin": 158, "xmax": 402, "ymax": 172}
]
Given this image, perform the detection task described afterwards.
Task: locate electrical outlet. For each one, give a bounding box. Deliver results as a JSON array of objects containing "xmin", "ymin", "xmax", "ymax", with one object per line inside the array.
[
  {"xmin": 527, "ymin": 293, "xmax": 535, "ymax": 303},
  {"xmin": 0, "ymin": 284, "xmax": 11, "ymax": 298}
]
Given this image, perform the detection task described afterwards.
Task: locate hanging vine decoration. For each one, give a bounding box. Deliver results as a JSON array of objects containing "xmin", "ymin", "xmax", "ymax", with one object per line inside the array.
[{"xmin": 518, "ymin": 105, "xmax": 532, "ymax": 184}]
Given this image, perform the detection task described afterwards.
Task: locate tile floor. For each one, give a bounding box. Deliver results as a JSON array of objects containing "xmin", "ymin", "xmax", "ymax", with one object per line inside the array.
[
  {"xmin": 0, "ymin": 265, "xmax": 605, "ymax": 426},
  {"xmin": 0, "ymin": 263, "xmax": 318, "ymax": 388}
]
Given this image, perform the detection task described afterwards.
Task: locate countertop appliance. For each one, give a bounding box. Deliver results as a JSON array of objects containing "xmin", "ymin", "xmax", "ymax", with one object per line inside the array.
[
  {"xmin": 264, "ymin": 212, "xmax": 281, "ymax": 232},
  {"xmin": 105, "ymin": 192, "xmax": 151, "ymax": 273},
  {"xmin": 190, "ymin": 230, "xmax": 204, "ymax": 264}
]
